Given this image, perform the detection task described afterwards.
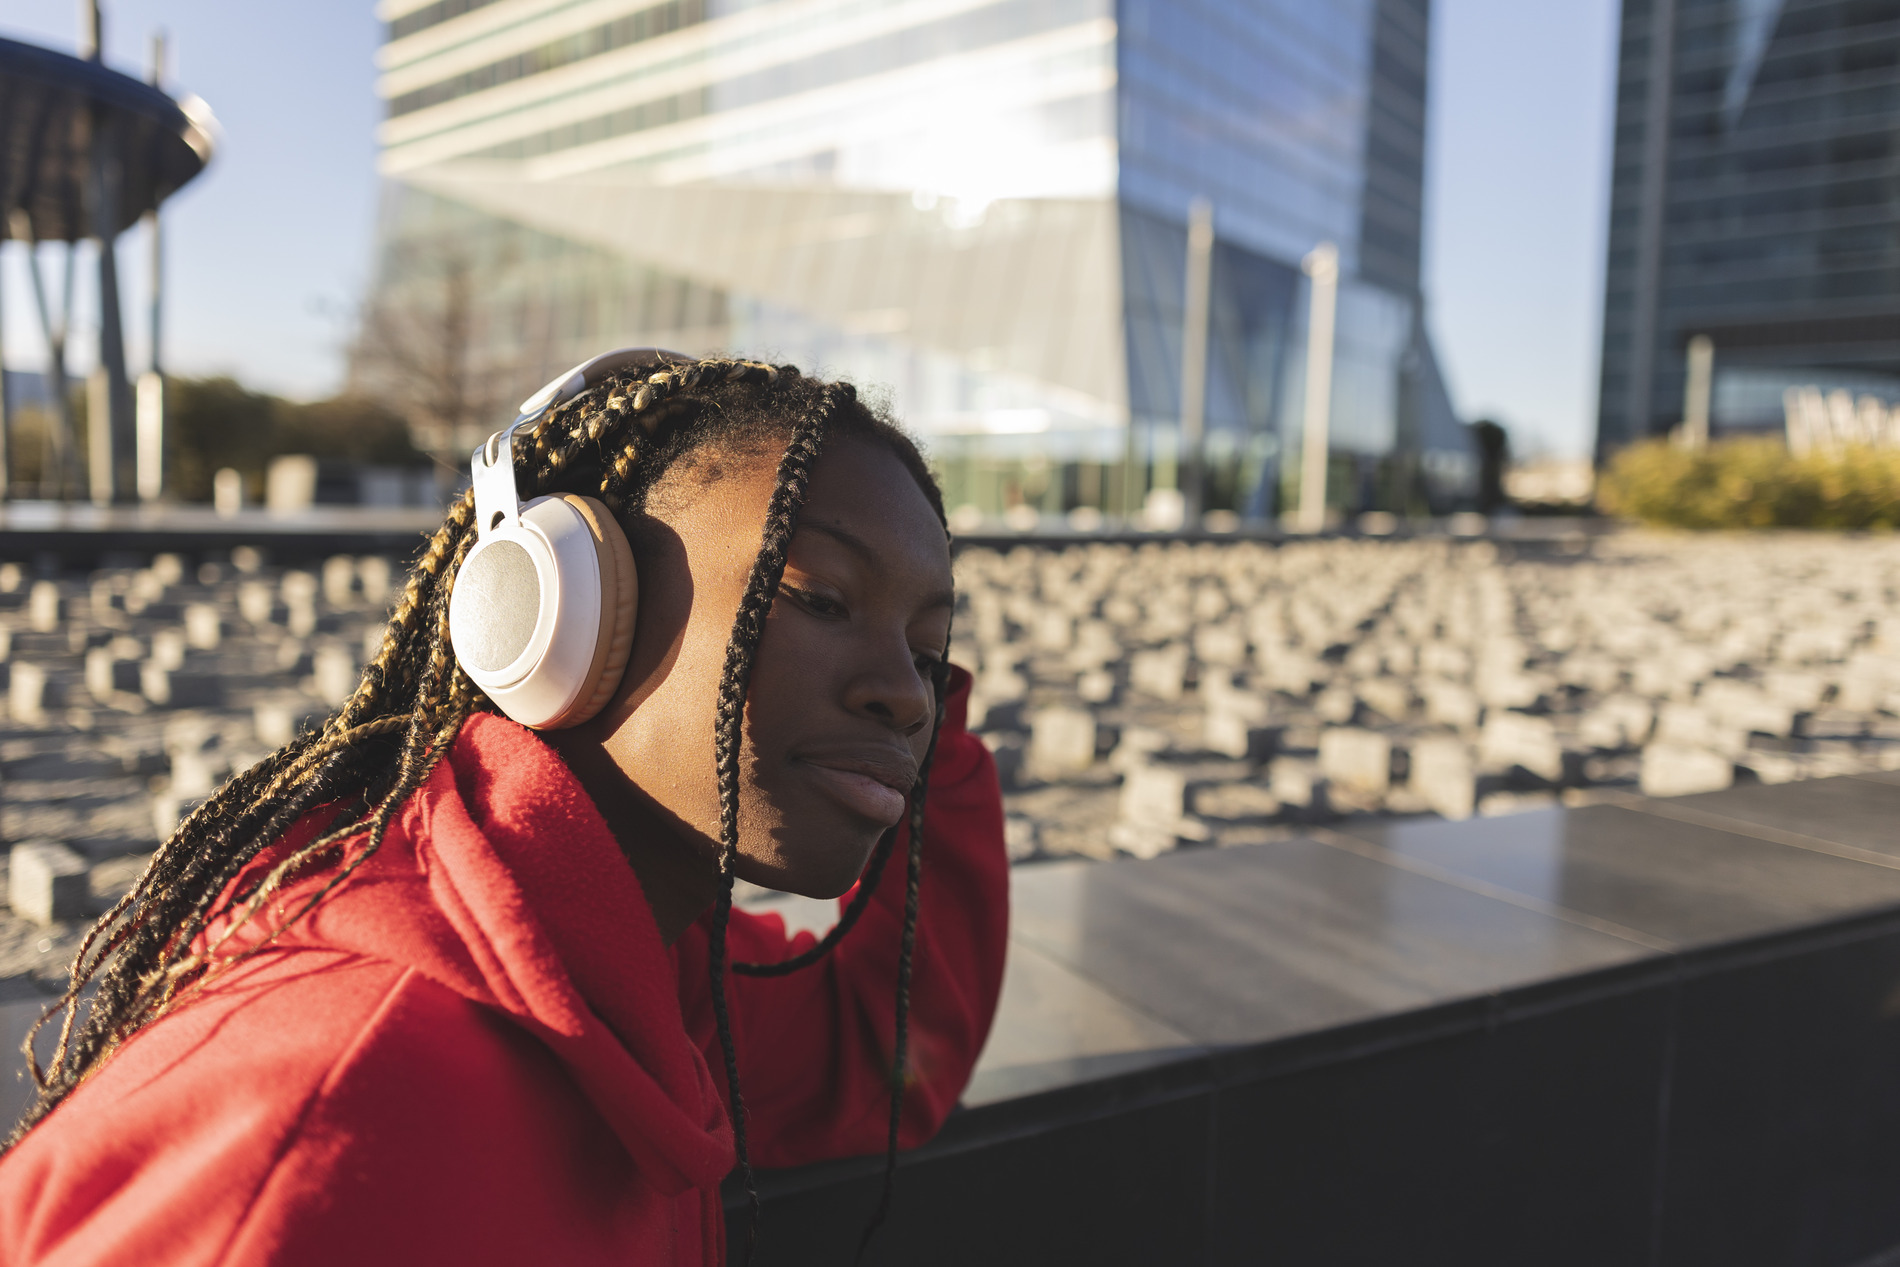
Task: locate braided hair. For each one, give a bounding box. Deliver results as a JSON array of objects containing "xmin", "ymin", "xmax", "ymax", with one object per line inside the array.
[{"xmin": 7, "ymin": 358, "xmax": 952, "ymax": 1257}]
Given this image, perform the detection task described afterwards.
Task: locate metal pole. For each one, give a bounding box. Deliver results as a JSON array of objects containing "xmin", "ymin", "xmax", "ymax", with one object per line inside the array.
[
  {"xmin": 1178, "ymin": 197, "xmax": 1213, "ymax": 529},
  {"xmin": 1296, "ymin": 241, "xmax": 1340, "ymax": 533},
  {"xmin": 80, "ymin": 0, "xmax": 103, "ymax": 60},
  {"xmin": 11, "ymin": 212, "xmax": 77, "ymax": 499},
  {"xmin": 137, "ymin": 30, "xmax": 167, "ymax": 502},
  {"xmin": 0, "ymin": 238, "xmax": 10, "ymax": 502},
  {"xmin": 88, "ymin": 117, "xmax": 135, "ymax": 505},
  {"xmin": 1681, "ymin": 334, "xmax": 1712, "ymax": 451}
]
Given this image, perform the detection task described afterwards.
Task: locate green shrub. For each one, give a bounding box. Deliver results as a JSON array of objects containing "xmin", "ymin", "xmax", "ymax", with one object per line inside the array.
[
  {"xmin": 167, "ymin": 377, "xmax": 426, "ymax": 503},
  {"xmin": 1597, "ymin": 436, "xmax": 1900, "ymax": 529}
]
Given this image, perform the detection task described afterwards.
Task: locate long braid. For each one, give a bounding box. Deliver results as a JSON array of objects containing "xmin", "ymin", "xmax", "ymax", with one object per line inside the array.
[
  {"xmin": 853, "ymin": 672, "xmax": 947, "ymax": 1264},
  {"xmin": 707, "ymin": 382, "xmax": 842, "ymax": 1259}
]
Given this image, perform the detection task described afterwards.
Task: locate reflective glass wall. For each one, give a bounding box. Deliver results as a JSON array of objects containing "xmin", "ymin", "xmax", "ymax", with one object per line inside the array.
[
  {"xmin": 368, "ymin": 0, "xmax": 1472, "ymax": 518},
  {"xmin": 1598, "ymin": 0, "xmax": 1900, "ymax": 455}
]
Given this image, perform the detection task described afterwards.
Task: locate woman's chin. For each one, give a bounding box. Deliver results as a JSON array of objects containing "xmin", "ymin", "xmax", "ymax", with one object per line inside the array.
[{"xmin": 740, "ymin": 831, "xmax": 885, "ymax": 901}]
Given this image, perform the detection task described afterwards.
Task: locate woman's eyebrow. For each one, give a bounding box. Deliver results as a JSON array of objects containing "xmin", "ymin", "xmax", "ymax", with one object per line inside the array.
[
  {"xmin": 799, "ymin": 520, "xmax": 954, "ymax": 611},
  {"xmin": 800, "ymin": 519, "xmax": 877, "ymax": 562}
]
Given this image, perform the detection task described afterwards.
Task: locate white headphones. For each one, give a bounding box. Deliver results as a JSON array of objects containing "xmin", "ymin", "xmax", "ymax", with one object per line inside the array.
[{"xmin": 447, "ymin": 348, "xmax": 686, "ymax": 729}]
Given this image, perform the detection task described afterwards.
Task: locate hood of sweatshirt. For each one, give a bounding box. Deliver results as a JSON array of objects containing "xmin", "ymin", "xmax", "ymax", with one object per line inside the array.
[{"xmin": 211, "ymin": 712, "xmax": 734, "ymax": 1197}]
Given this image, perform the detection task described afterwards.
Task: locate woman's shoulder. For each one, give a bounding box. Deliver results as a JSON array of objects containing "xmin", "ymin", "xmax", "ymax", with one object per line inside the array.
[{"xmin": 0, "ymin": 953, "xmax": 605, "ymax": 1264}]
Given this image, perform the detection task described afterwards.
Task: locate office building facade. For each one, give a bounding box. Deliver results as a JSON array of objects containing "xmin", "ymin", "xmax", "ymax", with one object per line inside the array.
[
  {"xmin": 366, "ymin": 0, "xmax": 1470, "ymax": 519},
  {"xmin": 1598, "ymin": 0, "xmax": 1900, "ymax": 454}
]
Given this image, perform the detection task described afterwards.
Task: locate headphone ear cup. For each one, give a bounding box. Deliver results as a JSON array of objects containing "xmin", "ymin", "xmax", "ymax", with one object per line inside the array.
[{"xmin": 542, "ymin": 494, "xmax": 638, "ymax": 729}]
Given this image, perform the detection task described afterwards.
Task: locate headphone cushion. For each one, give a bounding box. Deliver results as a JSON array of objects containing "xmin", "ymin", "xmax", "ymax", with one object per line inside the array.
[{"xmin": 546, "ymin": 494, "xmax": 638, "ymax": 729}]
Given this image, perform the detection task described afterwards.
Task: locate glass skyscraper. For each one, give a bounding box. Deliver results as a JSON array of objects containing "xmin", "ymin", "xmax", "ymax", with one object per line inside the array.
[
  {"xmin": 1598, "ymin": 0, "xmax": 1900, "ymax": 455},
  {"xmin": 366, "ymin": 0, "xmax": 1471, "ymax": 519}
]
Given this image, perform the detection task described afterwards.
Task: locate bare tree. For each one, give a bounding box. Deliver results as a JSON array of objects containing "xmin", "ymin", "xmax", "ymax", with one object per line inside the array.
[{"xmin": 348, "ymin": 240, "xmax": 516, "ymax": 467}]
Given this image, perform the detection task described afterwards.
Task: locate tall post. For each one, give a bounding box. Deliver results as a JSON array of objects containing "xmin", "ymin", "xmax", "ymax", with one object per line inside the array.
[
  {"xmin": 0, "ymin": 236, "xmax": 10, "ymax": 502},
  {"xmin": 1296, "ymin": 241, "xmax": 1340, "ymax": 533},
  {"xmin": 137, "ymin": 30, "xmax": 168, "ymax": 502},
  {"xmin": 1178, "ymin": 198, "xmax": 1214, "ymax": 529},
  {"xmin": 1681, "ymin": 334, "xmax": 1712, "ymax": 451},
  {"xmin": 88, "ymin": 113, "xmax": 135, "ymax": 503},
  {"xmin": 80, "ymin": 0, "xmax": 103, "ymax": 59},
  {"xmin": 12, "ymin": 212, "xmax": 77, "ymax": 499}
]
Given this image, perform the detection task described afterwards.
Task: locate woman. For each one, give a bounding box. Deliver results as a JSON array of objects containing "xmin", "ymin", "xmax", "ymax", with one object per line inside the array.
[{"xmin": 0, "ymin": 356, "xmax": 1008, "ymax": 1264}]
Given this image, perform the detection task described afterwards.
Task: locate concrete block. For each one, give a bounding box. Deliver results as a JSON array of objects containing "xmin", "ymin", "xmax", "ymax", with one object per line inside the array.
[
  {"xmin": 1475, "ymin": 665, "xmax": 1542, "ymax": 710},
  {"xmin": 1422, "ymin": 681, "xmax": 1481, "ymax": 729},
  {"xmin": 1697, "ymin": 680, "xmax": 1795, "ymax": 737},
  {"xmin": 1119, "ymin": 764, "xmax": 1188, "ymax": 828},
  {"xmin": 1193, "ymin": 622, "xmax": 1247, "ymax": 667},
  {"xmin": 1191, "ymin": 781, "xmax": 1281, "ymax": 821},
  {"xmin": 1577, "ymin": 694, "xmax": 1653, "ymax": 749},
  {"xmin": 1407, "ymin": 737, "xmax": 1475, "ymax": 820},
  {"xmin": 84, "ymin": 647, "xmax": 141, "ymax": 701},
  {"xmin": 1356, "ymin": 677, "xmax": 1412, "ymax": 721},
  {"xmin": 1419, "ymin": 642, "xmax": 1471, "ymax": 679},
  {"xmin": 1026, "ymin": 706, "xmax": 1097, "ymax": 777},
  {"xmin": 1108, "ymin": 726, "xmax": 1172, "ymax": 773},
  {"xmin": 311, "ymin": 645, "xmax": 360, "ymax": 709},
  {"xmin": 281, "ymin": 570, "xmax": 319, "ymax": 607},
  {"xmin": 150, "ymin": 628, "xmax": 187, "ymax": 671},
  {"xmin": 1319, "ymin": 728, "xmax": 1391, "ymax": 795},
  {"xmin": 322, "ymin": 555, "xmax": 357, "ymax": 607},
  {"xmin": 169, "ymin": 748, "xmax": 222, "ymax": 799},
  {"xmin": 1314, "ymin": 687, "xmax": 1357, "ymax": 724},
  {"xmin": 142, "ymin": 664, "xmax": 223, "ymax": 708},
  {"xmin": 1030, "ymin": 610, "xmax": 1072, "ymax": 653},
  {"xmin": 1076, "ymin": 669, "xmax": 1116, "ymax": 703},
  {"xmin": 1640, "ymin": 744, "xmax": 1734, "ymax": 798},
  {"xmin": 1002, "ymin": 815, "xmax": 1038, "ymax": 863},
  {"xmin": 1256, "ymin": 649, "xmax": 1321, "ymax": 695},
  {"xmin": 1066, "ymin": 621, "xmax": 1119, "ymax": 670},
  {"xmin": 1204, "ymin": 708, "xmax": 1271, "ymax": 760},
  {"xmin": 1763, "ymin": 669, "xmax": 1827, "ymax": 711},
  {"xmin": 151, "ymin": 790, "xmax": 205, "ymax": 840},
  {"xmin": 9, "ymin": 841, "xmax": 89, "ymax": 924},
  {"xmin": 1654, "ymin": 702, "xmax": 1718, "ymax": 747},
  {"xmin": 26, "ymin": 582, "xmax": 60, "ymax": 633},
  {"xmin": 10, "ymin": 663, "xmax": 46, "ymax": 725},
  {"xmin": 237, "ymin": 581, "xmax": 277, "ymax": 625},
  {"xmin": 1478, "ymin": 712, "xmax": 1563, "ymax": 782},
  {"xmin": 1268, "ymin": 757, "xmax": 1320, "ymax": 809},
  {"xmin": 359, "ymin": 556, "xmax": 393, "ymax": 605},
  {"xmin": 255, "ymin": 697, "xmax": 326, "ymax": 749},
  {"xmin": 184, "ymin": 603, "xmax": 223, "ymax": 650},
  {"xmin": 1129, "ymin": 645, "xmax": 1188, "ymax": 701}
]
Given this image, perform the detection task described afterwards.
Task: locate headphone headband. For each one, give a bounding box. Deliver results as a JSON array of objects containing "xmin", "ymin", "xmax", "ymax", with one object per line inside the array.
[{"xmin": 472, "ymin": 347, "xmax": 691, "ymax": 538}]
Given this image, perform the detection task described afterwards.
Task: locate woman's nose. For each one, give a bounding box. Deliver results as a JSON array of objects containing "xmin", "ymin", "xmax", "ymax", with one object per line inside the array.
[{"xmin": 846, "ymin": 641, "xmax": 934, "ymax": 735}]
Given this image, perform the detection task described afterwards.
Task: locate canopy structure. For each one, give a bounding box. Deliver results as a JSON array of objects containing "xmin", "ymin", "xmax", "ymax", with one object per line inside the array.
[
  {"xmin": 0, "ymin": 35, "xmax": 214, "ymax": 243},
  {"xmin": 0, "ymin": 27, "xmax": 216, "ymax": 505}
]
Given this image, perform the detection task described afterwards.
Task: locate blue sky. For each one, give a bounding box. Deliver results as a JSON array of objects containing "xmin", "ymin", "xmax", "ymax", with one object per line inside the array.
[{"xmin": 1, "ymin": 0, "xmax": 1620, "ymax": 458}]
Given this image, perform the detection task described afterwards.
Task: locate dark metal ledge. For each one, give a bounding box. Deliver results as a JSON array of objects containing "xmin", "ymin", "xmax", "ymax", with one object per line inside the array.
[{"xmin": 734, "ymin": 773, "xmax": 1900, "ymax": 1266}]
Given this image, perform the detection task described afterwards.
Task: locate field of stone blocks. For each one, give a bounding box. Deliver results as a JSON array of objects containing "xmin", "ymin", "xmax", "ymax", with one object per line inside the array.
[
  {"xmin": 0, "ymin": 530, "xmax": 1897, "ymax": 988},
  {"xmin": 0, "ymin": 548, "xmax": 394, "ymax": 986},
  {"xmin": 954, "ymin": 533, "xmax": 1900, "ymax": 864}
]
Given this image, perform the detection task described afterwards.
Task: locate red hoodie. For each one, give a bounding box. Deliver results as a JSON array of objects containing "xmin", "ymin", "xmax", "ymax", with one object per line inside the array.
[{"xmin": 0, "ymin": 671, "xmax": 1007, "ymax": 1266}]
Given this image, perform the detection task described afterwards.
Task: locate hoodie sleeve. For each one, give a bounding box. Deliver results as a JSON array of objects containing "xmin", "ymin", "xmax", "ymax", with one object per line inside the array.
[{"xmin": 681, "ymin": 667, "xmax": 1009, "ymax": 1168}]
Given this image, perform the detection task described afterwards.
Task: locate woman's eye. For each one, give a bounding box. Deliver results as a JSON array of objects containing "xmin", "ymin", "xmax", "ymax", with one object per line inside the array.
[{"xmin": 782, "ymin": 584, "xmax": 845, "ymax": 618}]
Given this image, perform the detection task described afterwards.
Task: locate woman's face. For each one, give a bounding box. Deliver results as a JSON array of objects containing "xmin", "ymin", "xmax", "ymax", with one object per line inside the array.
[{"xmin": 568, "ymin": 435, "xmax": 954, "ymax": 899}]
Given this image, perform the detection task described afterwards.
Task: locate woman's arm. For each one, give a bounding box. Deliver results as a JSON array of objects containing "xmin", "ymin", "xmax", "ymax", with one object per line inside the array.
[{"xmin": 678, "ymin": 668, "xmax": 1009, "ymax": 1168}]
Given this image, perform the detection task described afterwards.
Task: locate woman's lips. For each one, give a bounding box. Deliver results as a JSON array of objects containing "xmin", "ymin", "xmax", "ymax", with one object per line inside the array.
[{"xmin": 800, "ymin": 759, "xmax": 911, "ymax": 827}]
